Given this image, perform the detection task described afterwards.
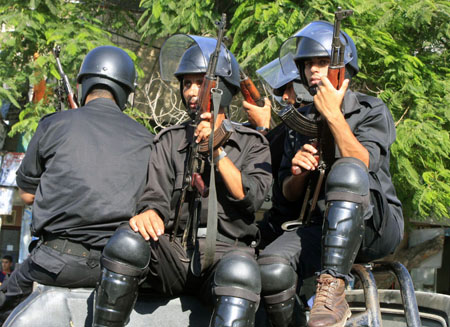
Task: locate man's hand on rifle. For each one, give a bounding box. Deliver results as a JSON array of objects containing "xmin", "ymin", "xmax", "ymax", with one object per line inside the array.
[
  {"xmin": 291, "ymin": 143, "xmax": 319, "ymax": 176},
  {"xmin": 194, "ymin": 112, "xmax": 214, "ymax": 144},
  {"xmin": 243, "ymin": 98, "xmax": 272, "ymax": 130},
  {"xmin": 314, "ymin": 76, "xmax": 349, "ymax": 122},
  {"xmin": 283, "ymin": 142, "xmax": 318, "ymax": 202},
  {"xmin": 129, "ymin": 209, "xmax": 165, "ymax": 241}
]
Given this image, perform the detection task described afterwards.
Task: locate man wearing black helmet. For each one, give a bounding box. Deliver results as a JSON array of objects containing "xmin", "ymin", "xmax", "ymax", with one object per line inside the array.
[
  {"xmin": 91, "ymin": 36, "xmax": 271, "ymax": 327},
  {"xmin": 243, "ymin": 57, "xmax": 314, "ymax": 249},
  {"xmin": 0, "ymin": 45, "xmax": 153, "ymax": 323},
  {"xmin": 257, "ymin": 21, "xmax": 403, "ymax": 327}
]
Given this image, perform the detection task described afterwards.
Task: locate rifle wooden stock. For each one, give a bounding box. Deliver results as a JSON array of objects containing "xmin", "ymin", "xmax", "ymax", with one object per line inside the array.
[
  {"xmin": 240, "ymin": 69, "xmax": 264, "ymax": 107},
  {"xmin": 198, "ymin": 76, "xmax": 216, "ymax": 114},
  {"xmin": 240, "ymin": 78, "xmax": 265, "ymax": 107},
  {"xmin": 328, "ymin": 7, "xmax": 352, "ymax": 91},
  {"xmin": 327, "ymin": 66, "xmax": 346, "ymax": 90}
]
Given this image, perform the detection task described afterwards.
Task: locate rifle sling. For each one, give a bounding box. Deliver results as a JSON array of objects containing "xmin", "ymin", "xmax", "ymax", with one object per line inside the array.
[{"xmin": 201, "ymin": 88, "xmax": 223, "ymax": 272}]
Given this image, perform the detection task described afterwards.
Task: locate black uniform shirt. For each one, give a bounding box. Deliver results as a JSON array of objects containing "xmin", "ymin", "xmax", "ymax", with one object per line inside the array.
[
  {"xmin": 137, "ymin": 121, "xmax": 272, "ymax": 241},
  {"xmin": 16, "ymin": 98, "xmax": 153, "ymax": 248},
  {"xmin": 279, "ymin": 90, "xmax": 404, "ymax": 238}
]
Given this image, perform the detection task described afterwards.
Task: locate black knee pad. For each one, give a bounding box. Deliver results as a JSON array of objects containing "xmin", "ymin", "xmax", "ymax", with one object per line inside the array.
[
  {"xmin": 102, "ymin": 225, "xmax": 150, "ymax": 276},
  {"xmin": 258, "ymin": 256, "xmax": 296, "ymax": 296},
  {"xmin": 326, "ymin": 157, "xmax": 370, "ymax": 207},
  {"xmin": 214, "ymin": 251, "xmax": 261, "ymax": 303},
  {"xmin": 258, "ymin": 256, "xmax": 297, "ymax": 327}
]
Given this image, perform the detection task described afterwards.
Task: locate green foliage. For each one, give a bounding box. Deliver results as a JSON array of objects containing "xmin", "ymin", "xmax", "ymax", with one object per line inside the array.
[
  {"xmin": 0, "ymin": 0, "xmax": 448, "ymax": 221},
  {"xmin": 137, "ymin": 0, "xmax": 219, "ymax": 42},
  {"xmin": 124, "ymin": 105, "xmax": 155, "ymax": 134},
  {"xmin": 0, "ymin": 0, "xmax": 142, "ymax": 135},
  {"xmin": 139, "ymin": 0, "xmax": 449, "ymax": 221},
  {"xmin": 350, "ymin": 0, "xmax": 450, "ymax": 220}
]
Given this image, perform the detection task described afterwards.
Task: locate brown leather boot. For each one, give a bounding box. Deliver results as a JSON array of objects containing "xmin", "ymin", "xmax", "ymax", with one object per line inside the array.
[{"xmin": 307, "ymin": 274, "xmax": 351, "ymax": 327}]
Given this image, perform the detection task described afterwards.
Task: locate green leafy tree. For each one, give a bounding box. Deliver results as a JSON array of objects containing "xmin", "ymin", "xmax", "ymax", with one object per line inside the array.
[
  {"xmin": 0, "ymin": 0, "xmax": 146, "ymax": 141},
  {"xmin": 1, "ymin": 0, "xmax": 448, "ymax": 221},
  {"xmin": 137, "ymin": 0, "xmax": 449, "ymax": 221}
]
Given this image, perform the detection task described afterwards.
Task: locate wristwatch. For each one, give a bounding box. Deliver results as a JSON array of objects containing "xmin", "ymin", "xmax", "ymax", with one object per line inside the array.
[
  {"xmin": 255, "ymin": 126, "xmax": 270, "ymax": 134},
  {"xmin": 213, "ymin": 147, "xmax": 227, "ymax": 164}
]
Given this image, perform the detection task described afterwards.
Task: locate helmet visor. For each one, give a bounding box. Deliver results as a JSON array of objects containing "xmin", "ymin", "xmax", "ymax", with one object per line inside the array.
[
  {"xmin": 160, "ymin": 34, "xmax": 233, "ymax": 82},
  {"xmin": 256, "ymin": 54, "xmax": 299, "ymax": 92},
  {"xmin": 279, "ymin": 21, "xmax": 353, "ymax": 74}
]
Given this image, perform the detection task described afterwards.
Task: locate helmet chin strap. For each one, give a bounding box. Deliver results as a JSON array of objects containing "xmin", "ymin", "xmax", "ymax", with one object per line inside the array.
[{"xmin": 309, "ymin": 85, "xmax": 318, "ymax": 96}]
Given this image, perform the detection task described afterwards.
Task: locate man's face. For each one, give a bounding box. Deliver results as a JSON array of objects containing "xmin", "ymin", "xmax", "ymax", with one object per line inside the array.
[
  {"xmin": 304, "ymin": 57, "xmax": 331, "ymax": 88},
  {"xmin": 282, "ymin": 82, "xmax": 296, "ymax": 105},
  {"xmin": 1, "ymin": 259, "xmax": 12, "ymax": 272},
  {"xmin": 182, "ymin": 73, "xmax": 205, "ymax": 112}
]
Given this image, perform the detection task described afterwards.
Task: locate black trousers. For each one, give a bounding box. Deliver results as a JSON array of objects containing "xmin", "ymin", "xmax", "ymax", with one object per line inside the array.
[
  {"xmin": 260, "ymin": 197, "xmax": 402, "ymax": 282},
  {"xmin": 142, "ymin": 234, "xmax": 256, "ymax": 304},
  {"xmin": 0, "ymin": 241, "xmax": 101, "ymax": 323}
]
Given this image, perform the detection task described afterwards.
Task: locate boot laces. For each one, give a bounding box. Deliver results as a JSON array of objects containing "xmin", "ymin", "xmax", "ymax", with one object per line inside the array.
[{"xmin": 313, "ymin": 276, "xmax": 338, "ymax": 309}]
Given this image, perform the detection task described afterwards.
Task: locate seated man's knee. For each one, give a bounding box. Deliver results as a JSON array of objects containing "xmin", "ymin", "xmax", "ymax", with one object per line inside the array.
[
  {"xmin": 102, "ymin": 225, "xmax": 150, "ymax": 276},
  {"xmin": 258, "ymin": 256, "xmax": 297, "ymax": 326},
  {"xmin": 214, "ymin": 250, "xmax": 261, "ymax": 303},
  {"xmin": 258, "ymin": 256, "xmax": 296, "ymax": 296},
  {"xmin": 326, "ymin": 157, "xmax": 369, "ymax": 201}
]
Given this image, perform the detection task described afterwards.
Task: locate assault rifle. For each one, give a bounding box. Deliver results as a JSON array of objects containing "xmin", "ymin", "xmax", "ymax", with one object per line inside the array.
[
  {"xmin": 53, "ymin": 45, "xmax": 79, "ymax": 109},
  {"xmin": 170, "ymin": 14, "xmax": 232, "ymax": 246},
  {"xmin": 281, "ymin": 8, "xmax": 353, "ymax": 231}
]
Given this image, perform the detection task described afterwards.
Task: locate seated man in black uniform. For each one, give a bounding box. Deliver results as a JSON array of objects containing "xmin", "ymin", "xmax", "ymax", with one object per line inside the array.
[
  {"xmin": 243, "ymin": 56, "xmax": 313, "ymax": 248},
  {"xmin": 92, "ymin": 35, "xmax": 272, "ymax": 327},
  {"xmin": 257, "ymin": 21, "xmax": 404, "ymax": 327},
  {"xmin": 0, "ymin": 46, "xmax": 153, "ymax": 323}
]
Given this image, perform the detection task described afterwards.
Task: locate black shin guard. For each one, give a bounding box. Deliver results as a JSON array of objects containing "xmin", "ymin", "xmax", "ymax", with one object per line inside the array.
[
  {"xmin": 210, "ymin": 296, "xmax": 258, "ymax": 327},
  {"xmin": 263, "ymin": 286, "xmax": 296, "ymax": 327},
  {"xmin": 259, "ymin": 257, "xmax": 297, "ymax": 327},
  {"xmin": 211, "ymin": 251, "xmax": 261, "ymax": 327},
  {"xmin": 92, "ymin": 225, "xmax": 150, "ymax": 327},
  {"xmin": 322, "ymin": 158, "xmax": 369, "ymax": 277},
  {"xmin": 93, "ymin": 269, "xmax": 140, "ymax": 327}
]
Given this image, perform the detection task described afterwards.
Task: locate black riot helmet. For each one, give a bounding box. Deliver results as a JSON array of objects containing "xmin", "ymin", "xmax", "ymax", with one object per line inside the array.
[
  {"xmin": 159, "ymin": 35, "xmax": 240, "ymax": 112},
  {"xmin": 174, "ymin": 44, "xmax": 240, "ymax": 109},
  {"xmin": 77, "ymin": 45, "xmax": 136, "ymax": 110},
  {"xmin": 281, "ymin": 21, "xmax": 358, "ymax": 92},
  {"xmin": 256, "ymin": 52, "xmax": 313, "ymax": 106}
]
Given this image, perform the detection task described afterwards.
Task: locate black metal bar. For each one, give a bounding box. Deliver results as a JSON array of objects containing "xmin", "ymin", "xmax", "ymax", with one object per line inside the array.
[
  {"xmin": 374, "ymin": 262, "xmax": 422, "ymax": 327},
  {"xmin": 345, "ymin": 264, "xmax": 382, "ymax": 327}
]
